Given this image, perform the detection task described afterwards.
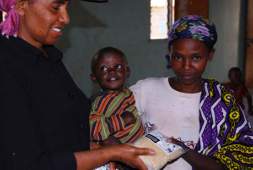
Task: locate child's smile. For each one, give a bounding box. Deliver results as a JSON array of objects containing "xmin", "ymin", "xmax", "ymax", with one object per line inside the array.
[{"xmin": 107, "ymin": 76, "xmax": 119, "ymax": 82}]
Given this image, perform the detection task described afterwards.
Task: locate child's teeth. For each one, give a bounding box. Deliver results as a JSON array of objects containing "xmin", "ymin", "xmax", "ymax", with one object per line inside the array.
[{"xmin": 111, "ymin": 78, "xmax": 116, "ymax": 80}]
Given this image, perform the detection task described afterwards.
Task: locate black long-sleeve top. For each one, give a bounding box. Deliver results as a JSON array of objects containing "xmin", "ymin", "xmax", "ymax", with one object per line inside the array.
[{"xmin": 0, "ymin": 34, "xmax": 90, "ymax": 170}]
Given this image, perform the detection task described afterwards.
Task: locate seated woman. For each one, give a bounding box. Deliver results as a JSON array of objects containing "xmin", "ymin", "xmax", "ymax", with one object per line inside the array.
[{"xmin": 131, "ymin": 15, "xmax": 253, "ymax": 170}]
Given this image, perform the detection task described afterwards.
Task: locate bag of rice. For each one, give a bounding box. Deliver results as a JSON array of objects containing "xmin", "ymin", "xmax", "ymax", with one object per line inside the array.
[{"xmin": 133, "ymin": 128, "xmax": 184, "ymax": 170}]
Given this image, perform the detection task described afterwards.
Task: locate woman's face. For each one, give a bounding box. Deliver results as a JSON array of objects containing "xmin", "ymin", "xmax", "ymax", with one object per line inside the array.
[
  {"xmin": 169, "ymin": 38, "xmax": 214, "ymax": 92},
  {"xmin": 17, "ymin": 0, "xmax": 70, "ymax": 49}
]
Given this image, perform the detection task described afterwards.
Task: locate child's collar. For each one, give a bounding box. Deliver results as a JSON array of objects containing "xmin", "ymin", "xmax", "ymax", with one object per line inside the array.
[{"xmin": 108, "ymin": 86, "xmax": 128, "ymax": 94}]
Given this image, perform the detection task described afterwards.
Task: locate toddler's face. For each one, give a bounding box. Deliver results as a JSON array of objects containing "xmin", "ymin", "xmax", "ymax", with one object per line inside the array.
[
  {"xmin": 169, "ymin": 38, "xmax": 214, "ymax": 90},
  {"xmin": 229, "ymin": 70, "xmax": 242, "ymax": 84},
  {"xmin": 91, "ymin": 54, "xmax": 130, "ymax": 91}
]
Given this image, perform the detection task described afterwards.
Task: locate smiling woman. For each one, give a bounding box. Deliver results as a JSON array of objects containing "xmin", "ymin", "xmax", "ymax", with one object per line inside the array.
[
  {"xmin": 15, "ymin": 0, "xmax": 71, "ymax": 54},
  {"xmin": 0, "ymin": 0, "xmax": 154, "ymax": 170}
]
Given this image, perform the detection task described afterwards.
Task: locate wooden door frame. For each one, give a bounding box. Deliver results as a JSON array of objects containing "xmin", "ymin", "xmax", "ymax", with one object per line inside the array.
[{"xmin": 245, "ymin": 0, "xmax": 253, "ymax": 87}]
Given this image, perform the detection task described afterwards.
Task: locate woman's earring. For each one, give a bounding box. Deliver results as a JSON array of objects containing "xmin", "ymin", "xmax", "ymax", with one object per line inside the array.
[{"xmin": 166, "ymin": 55, "xmax": 172, "ymax": 69}]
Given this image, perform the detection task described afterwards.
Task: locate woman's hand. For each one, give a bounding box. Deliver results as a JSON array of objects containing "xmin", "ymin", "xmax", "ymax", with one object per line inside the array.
[
  {"xmin": 108, "ymin": 144, "xmax": 155, "ymax": 170},
  {"xmin": 75, "ymin": 143, "xmax": 155, "ymax": 170},
  {"xmin": 167, "ymin": 138, "xmax": 190, "ymax": 153}
]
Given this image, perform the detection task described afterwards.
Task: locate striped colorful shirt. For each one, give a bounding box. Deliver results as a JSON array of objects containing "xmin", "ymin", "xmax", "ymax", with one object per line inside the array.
[{"xmin": 89, "ymin": 86, "xmax": 144, "ymax": 143}]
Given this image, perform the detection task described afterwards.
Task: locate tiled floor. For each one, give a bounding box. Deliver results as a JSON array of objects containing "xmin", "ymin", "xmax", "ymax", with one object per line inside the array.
[{"xmin": 243, "ymin": 88, "xmax": 253, "ymax": 127}]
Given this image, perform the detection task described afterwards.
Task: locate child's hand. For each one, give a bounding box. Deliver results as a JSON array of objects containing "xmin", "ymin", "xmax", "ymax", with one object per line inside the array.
[
  {"xmin": 121, "ymin": 111, "xmax": 136, "ymax": 125},
  {"xmin": 99, "ymin": 135, "xmax": 122, "ymax": 146},
  {"xmin": 90, "ymin": 141, "xmax": 102, "ymax": 150}
]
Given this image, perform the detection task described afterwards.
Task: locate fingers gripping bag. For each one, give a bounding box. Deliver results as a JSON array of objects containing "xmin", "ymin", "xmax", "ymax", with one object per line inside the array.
[{"xmin": 133, "ymin": 124, "xmax": 183, "ymax": 170}]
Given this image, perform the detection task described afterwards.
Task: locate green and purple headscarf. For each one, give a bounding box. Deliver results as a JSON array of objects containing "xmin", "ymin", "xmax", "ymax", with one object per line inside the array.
[
  {"xmin": 0, "ymin": 0, "xmax": 19, "ymax": 38},
  {"xmin": 166, "ymin": 15, "xmax": 217, "ymax": 69}
]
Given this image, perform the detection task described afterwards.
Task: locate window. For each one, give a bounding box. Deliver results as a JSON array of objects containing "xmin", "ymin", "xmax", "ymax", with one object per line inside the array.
[{"xmin": 150, "ymin": 0, "xmax": 175, "ymax": 40}]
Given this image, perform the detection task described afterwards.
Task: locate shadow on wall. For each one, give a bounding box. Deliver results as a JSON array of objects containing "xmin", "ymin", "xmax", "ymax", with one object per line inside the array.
[{"xmin": 56, "ymin": 1, "xmax": 108, "ymax": 54}]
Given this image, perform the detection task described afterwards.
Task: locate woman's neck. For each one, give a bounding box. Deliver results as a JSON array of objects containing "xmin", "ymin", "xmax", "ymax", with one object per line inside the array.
[
  {"xmin": 17, "ymin": 34, "xmax": 48, "ymax": 57},
  {"xmin": 169, "ymin": 77, "xmax": 202, "ymax": 93}
]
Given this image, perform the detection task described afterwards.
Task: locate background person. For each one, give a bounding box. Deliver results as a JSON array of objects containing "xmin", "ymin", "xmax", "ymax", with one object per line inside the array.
[
  {"xmin": 223, "ymin": 67, "xmax": 253, "ymax": 116},
  {"xmin": 0, "ymin": 0, "xmax": 154, "ymax": 169}
]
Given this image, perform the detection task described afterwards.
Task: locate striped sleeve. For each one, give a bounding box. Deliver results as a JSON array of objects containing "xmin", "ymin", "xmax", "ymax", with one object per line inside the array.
[
  {"xmin": 89, "ymin": 94, "xmax": 126, "ymax": 141},
  {"xmin": 115, "ymin": 106, "xmax": 144, "ymax": 143},
  {"xmin": 89, "ymin": 110, "xmax": 113, "ymax": 141},
  {"xmin": 89, "ymin": 87, "xmax": 144, "ymax": 143},
  {"xmin": 114, "ymin": 90, "xmax": 144, "ymax": 143}
]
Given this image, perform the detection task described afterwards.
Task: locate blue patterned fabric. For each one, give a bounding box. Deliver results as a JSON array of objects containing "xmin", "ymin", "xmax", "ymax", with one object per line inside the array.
[{"xmin": 195, "ymin": 78, "xmax": 253, "ymax": 169}]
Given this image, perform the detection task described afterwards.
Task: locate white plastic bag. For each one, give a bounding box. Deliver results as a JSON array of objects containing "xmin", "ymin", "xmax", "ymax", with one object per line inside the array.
[
  {"xmin": 133, "ymin": 126, "xmax": 183, "ymax": 170},
  {"xmin": 94, "ymin": 163, "xmax": 120, "ymax": 170},
  {"xmin": 94, "ymin": 164, "xmax": 111, "ymax": 170}
]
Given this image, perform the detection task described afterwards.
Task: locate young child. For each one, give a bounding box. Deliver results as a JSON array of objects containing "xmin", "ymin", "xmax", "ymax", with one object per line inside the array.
[
  {"xmin": 89, "ymin": 47, "xmax": 144, "ymax": 146},
  {"xmin": 224, "ymin": 67, "xmax": 253, "ymax": 116},
  {"xmin": 131, "ymin": 15, "xmax": 253, "ymax": 170}
]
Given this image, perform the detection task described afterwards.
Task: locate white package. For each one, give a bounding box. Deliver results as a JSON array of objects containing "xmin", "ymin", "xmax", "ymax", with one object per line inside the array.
[{"xmin": 133, "ymin": 129, "xmax": 183, "ymax": 170}]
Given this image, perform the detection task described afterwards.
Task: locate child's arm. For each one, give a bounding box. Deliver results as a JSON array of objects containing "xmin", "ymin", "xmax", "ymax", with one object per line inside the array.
[
  {"xmin": 121, "ymin": 111, "xmax": 136, "ymax": 125},
  {"xmin": 98, "ymin": 111, "xmax": 136, "ymax": 146},
  {"xmin": 89, "ymin": 111, "xmax": 126, "ymax": 141}
]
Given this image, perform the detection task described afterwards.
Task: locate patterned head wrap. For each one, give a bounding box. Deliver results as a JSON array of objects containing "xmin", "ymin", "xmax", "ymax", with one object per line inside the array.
[
  {"xmin": 0, "ymin": 0, "xmax": 19, "ymax": 38},
  {"xmin": 166, "ymin": 15, "xmax": 217, "ymax": 69},
  {"xmin": 168, "ymin": 15, "xmax": 217, "ymax": 48}
]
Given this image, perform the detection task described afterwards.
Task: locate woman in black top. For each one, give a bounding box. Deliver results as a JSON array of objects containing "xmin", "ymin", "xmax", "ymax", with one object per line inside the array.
[{"xmin": 0, "ymin": 0, "xmax": 154, "ymax": 169}]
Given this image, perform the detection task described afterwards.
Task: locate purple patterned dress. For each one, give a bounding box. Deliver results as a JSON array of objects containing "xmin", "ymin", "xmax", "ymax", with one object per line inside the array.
[{"xmin": 195, "ymin": 78, "xmax": 253, "ymax": 169}]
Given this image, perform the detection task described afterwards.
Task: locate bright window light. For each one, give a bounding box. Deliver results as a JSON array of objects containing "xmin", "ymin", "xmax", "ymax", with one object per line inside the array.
[{"xmin": 150, "ymin": 0, "xmax": 175, "ymax": 40}]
